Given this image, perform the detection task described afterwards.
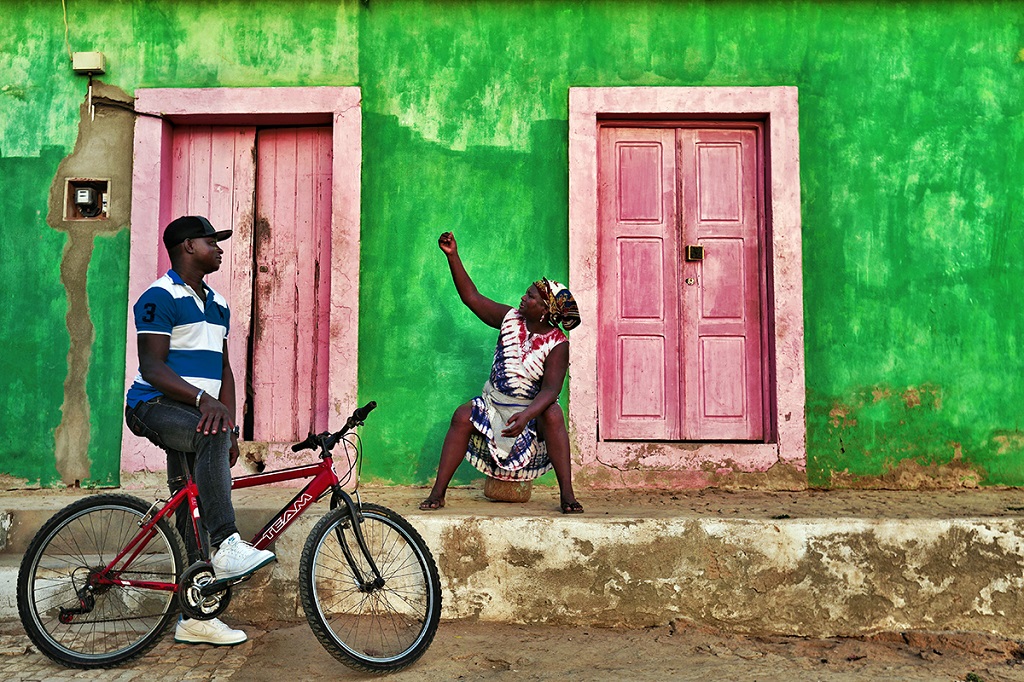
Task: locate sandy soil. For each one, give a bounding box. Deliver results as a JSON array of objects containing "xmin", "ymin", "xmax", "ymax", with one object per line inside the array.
[
  {"xmin": 4, "ymin": 616, "xmax": 1023, "ymax": 682},
  {"xmin": 233, "ymin": 618, "xmax": 1024, "ymax": 682}
]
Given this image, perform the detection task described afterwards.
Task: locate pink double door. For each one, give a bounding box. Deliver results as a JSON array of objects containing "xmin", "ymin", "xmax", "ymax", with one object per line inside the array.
[
  {"xmin": 160, "ymin": 125, "xmax": 333, "ymax": 441},
  {"xmin": 598, "ymin": 124, "xmax": 767, "ymax": 441}
]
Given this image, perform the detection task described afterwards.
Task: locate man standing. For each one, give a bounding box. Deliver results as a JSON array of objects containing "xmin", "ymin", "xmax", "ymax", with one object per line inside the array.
[{"xmin": 125, "ymin": 215, "xmax": 275, "ymax": 645}]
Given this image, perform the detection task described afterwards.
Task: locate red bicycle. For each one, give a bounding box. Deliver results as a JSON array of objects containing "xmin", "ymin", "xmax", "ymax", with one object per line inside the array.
[{"xmin": 17, "ymin": 402, "xmax": 442, "ymax": 673}]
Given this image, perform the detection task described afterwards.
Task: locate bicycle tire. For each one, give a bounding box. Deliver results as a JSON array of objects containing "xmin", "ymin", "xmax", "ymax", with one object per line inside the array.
[
  {"xmin": 18, "ymin": 493, "xmax": 185, "ymax": 668},
  {"xmin": 299, "ymin": 503, "xmax": 442, "ymax": 673}
]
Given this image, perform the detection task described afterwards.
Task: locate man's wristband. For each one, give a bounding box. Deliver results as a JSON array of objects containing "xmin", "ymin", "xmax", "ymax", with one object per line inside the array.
[{"xmin": 195, "ymin": 389, "xmax": 204, "ymax": 408}]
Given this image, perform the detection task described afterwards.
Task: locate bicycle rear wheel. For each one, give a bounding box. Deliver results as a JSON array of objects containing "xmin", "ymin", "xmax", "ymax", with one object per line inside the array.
[
  {"xmin": 299, "ymin": 503, "xmax": 442, "ymax": 673},
  {"xmin": 18, "ymin": 494, "xmax": 185, "ymax": 668}
]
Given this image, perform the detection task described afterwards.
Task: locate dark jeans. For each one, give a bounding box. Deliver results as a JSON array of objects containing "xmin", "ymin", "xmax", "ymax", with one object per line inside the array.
[{"xmin": 125, "ymin": 397, "xmax": 238, "ymax": 550}]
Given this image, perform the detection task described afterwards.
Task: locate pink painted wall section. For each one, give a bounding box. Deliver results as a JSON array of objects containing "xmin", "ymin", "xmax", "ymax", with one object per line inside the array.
[
  {"xmin": 568, "ymin": 87, "xmax": 805, "ymax": 487},
  {"xmin": 123, "ymin": 87, "xmax": 362, "ymax": 480}
]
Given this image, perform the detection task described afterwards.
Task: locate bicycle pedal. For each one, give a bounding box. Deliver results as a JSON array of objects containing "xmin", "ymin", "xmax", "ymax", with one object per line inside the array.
[
  {"xmin": 229, "ymin": 573, "xmax": 254, "ymax": 587},
  {"xmin": 199, "ymin": 578, "xmax": 234, "ymax": 596},
  {"xmin": 205, "ymin": 571, "xmax": 254, "ymax": 592}
]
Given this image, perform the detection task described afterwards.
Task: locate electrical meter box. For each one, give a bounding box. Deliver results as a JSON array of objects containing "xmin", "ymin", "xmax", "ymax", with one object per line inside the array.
[{"xmin": 72, "ymin": 52, "xmax": 106, "ymax": 74}]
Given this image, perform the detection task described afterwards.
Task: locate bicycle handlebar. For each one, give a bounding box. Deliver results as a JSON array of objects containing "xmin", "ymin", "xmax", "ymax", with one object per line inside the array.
[
  {"xmin": 291, "ymin": 401, "xmax": 377, "ymax": 453},
  {"xmin": 350, "ymin": 401, "xmax": 377, "ymax": 424}
]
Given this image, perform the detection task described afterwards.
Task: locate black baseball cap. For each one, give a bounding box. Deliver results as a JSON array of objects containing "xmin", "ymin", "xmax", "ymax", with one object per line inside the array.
[{"xmin": 163, "ymin": 216, "xmax": 232, "ymax": 249}]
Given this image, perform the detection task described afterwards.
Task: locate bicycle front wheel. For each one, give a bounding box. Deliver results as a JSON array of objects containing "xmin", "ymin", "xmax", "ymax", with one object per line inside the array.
[
  {"xmin": 17, "ymin": 494, "xmax": 185, "ymax": 668},
  {"xmin": 299, "ymin": 503, "xmax": 442, "ymax": 673}
]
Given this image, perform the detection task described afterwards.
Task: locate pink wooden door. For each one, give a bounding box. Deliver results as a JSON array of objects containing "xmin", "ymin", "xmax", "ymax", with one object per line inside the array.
[
  {"xmin": 251, "ymin": 127, "xmax": 333, "ymax": 441},
  {"xmin": 166, "ymin": 126, "xmax": 257, "ymax": 406},
  {"xmin": 597, "ymin": 127, "xmax": 682, "ymax": 439},
  {"xmin": 165, "ymin": 125, "xmax": 332, "ymax": 443},
  {"xmin": 598, "ymin": 125, "xmax": 765, "ymax": 441},
  {"xmin": 679, "ymin": 128, "xmax": 763, "ymax": 440}
]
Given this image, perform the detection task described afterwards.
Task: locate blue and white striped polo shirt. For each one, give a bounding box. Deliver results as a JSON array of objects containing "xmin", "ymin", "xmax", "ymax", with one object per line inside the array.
[{"xmin": 126, "ymin": 270, "xmax": 231, "ymax": 409}]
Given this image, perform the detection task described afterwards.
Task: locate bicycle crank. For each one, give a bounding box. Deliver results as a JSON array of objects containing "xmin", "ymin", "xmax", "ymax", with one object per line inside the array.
[{"xmin": 178, "ymin": 561, "xmax": 232, "ymax": 621}]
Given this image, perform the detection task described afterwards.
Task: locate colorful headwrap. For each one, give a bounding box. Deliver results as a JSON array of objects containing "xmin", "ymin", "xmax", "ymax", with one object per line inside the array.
[{"xmin": 533, "ymin": 278, "xmax": 581, "ymax": 331}]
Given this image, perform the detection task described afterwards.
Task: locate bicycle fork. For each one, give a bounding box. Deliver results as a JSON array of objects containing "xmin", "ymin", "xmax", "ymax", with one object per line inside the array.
[{"xmin": 331, "ymin": 487, "xmax": 386, "ymax": 593}]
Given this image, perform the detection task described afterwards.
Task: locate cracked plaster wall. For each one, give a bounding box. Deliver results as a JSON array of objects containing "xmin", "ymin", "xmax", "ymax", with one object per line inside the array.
[
  {"xmin": 412, "ymin": 516, "xmax": 1024, "ymax": 636},
  {"xmin": 45, "ymin": 83, "xmax": 134, "ymax": 485}
]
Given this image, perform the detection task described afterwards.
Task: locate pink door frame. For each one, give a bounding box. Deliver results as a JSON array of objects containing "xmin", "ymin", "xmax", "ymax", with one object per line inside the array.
[
  {"xmin": 122, "ymin": 87, "xmax": 361, "ymax": 479},
  {"xmin": 568, "ymin": 87, "xmax": 805, "ymax": 487}
]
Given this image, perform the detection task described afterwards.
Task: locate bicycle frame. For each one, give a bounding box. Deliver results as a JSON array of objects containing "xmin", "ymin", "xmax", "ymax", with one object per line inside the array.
[
  {"xmin": 235, "ymin": 458, "xmax": 342, "ymax": 550},
  {"xmin": 91, "ymin": 452, "xmax": 347, "ymax": 594}
]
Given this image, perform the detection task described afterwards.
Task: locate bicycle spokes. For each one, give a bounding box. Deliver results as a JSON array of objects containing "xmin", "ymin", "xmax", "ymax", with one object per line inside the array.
[
  {"xmin": 300, "ymin": 504, "xmax": 441, "ymax": 673},
  {"xmin": 18, "ymin": 496, "xmax": 183, "ymax": 667}
]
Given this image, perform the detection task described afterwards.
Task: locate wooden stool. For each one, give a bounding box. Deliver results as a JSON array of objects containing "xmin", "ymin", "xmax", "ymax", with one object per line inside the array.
[{"xmin": 483, "ymin": 477, "xmax": 532, "ymax": 502}]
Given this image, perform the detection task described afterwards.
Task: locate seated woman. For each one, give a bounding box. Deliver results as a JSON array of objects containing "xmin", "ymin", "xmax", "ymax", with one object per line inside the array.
[{"xmin": 420, "ymin": 232, "xmax": 584, "ymax": 514}]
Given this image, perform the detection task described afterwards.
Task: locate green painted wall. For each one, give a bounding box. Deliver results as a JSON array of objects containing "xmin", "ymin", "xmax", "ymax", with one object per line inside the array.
[
  {"xmin": 0, "ymin": 150, "xmax": 70, "ymax": 485},
  {"xmin": 1, "ymin": 0, "xmax": 1023, "ymax": 488}
]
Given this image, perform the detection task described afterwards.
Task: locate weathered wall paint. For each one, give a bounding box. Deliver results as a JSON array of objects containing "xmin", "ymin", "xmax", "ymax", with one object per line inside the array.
[
  {"xmin": 47, "ymin": 82, "xmax": 135, "ymax": 486},
  {"xmin": 2, "ymin": 0, "xmax": 1023, "ymax": 489},
  {"xmin": 0, "ymin": 0, "xmax": 361, "ymax": 486},
  {"xmin": 798, "ymin": 6, "xmax": 1024, "ymax": 487}
]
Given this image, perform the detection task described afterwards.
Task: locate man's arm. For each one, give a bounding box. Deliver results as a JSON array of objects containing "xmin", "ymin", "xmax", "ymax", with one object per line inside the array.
[{"xmin": 137, "ymin": 334, "xmax": 235, "ymax": 436}]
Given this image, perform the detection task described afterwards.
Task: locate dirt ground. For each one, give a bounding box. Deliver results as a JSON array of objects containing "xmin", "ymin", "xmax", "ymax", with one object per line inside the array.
[
  {"xmin": 4, "ymin": 616, "xmax": 1024, "ymax": 682},
  {"xmin": 383, "ymin": 484, "xmax": 1024, "ymax": 521},
  {"xmin": 15, "ymin": 481, "xmax": 1024, "ymax": 525},
  {"xmin": 221, "ymin": 618, "xmax": 1024, "ymax": 682}
]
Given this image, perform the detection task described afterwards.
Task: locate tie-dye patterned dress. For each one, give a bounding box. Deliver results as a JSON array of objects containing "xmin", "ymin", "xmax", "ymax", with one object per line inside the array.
[{"xmin": 465, "ymin": 308, "xmax": 567, "ymax": 481}]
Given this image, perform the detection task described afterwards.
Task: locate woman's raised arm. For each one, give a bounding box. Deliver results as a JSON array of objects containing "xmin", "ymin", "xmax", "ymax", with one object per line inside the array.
[{"xmin": 439, "ymin": 232, "xmax": 511, "ymax": 329}]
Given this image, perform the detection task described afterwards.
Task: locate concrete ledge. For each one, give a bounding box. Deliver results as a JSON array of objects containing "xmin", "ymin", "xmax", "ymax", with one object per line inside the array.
[
  {"xmin": 4, "ymin": 487, "xmax": 1024, "ymax": 638},
  {"xmin": 416, "ymin": 515, "xmax": 1024, "ymax": 637}
]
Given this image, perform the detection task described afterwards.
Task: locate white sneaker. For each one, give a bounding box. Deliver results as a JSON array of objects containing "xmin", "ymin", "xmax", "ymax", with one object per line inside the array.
[
  {"xmin": 174, "ymin": 616, "xmax": 247, "ymax": 646},
  {"xmin": 211, "ymin": 533, "xmax": 276, "ymax": 583}
]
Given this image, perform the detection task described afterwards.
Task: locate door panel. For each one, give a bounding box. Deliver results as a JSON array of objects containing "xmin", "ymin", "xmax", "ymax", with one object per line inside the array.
[
  {"xmin": 598, "ymin": 128, "xmax": 680, "ymax": 440},
  {"xmin": 700, "ymin": 336, "xmax": 746, "ymax": 417},
  {"xmin": 166, "ymin": 125, "xmax": 257, "ymax": 409},
  {"xmin": 598, "ymin": 124, "xmax": 765, "ymax": 442},
  {"xmin": 617, "ymin": 145, "xmax": 664, "ymax": 221},
  {"xmin": 680, "ymin": 128, "xmax": 763, "ymax": 440},
  {"xmin": 164, "ymin": 125, "xmax": 333, "ymax": 444},
  {"xmin": 619, "ymin": 239, "xmax": 664, "ymax": 319},
  {"xmin": 699, "ymin": 238, "xmax": 744, "ymax": 319},
  {"xmin": 696, "ymin": 143, "xmax": 743, "ymax": 222},
  {"xmin": 251, "ymin": 127, "xmax": 333, "ymax": 441},
  {"xmin": 619, "ymin": 336, "xmax": 666, "ymax": 418}
]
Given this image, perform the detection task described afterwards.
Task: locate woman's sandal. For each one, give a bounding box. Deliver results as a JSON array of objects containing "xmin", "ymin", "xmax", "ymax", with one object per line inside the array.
[
  {"xmin": 560, "ymin": 500, "xmax": 584, "ymax": 515},
  {"xmin": 419, "ymin": 497, "xmax": 445, "ymax": 511}
]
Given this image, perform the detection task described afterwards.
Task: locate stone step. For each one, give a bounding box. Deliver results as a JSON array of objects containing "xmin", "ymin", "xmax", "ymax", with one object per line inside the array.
[{"xmin": 3, "ymin": 486, "xmax": 1024, "ymax": 638}]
